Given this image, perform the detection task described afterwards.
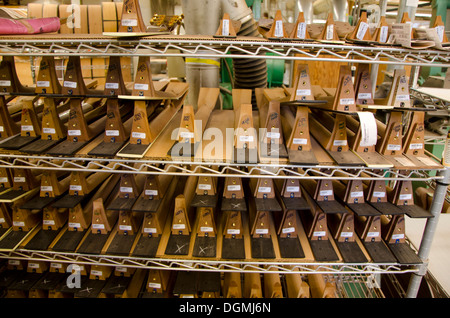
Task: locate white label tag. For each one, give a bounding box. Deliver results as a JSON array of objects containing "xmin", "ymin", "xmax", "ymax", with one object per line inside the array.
[
  {"xmin": 43, "ymin": 219, "xmax": 55, "ymax": 225},
  {"xmin": 396, "ymin": 94, "xmax": 410, "ymax": 101},
  {"xmin": 119, "ymin": 225, "xmax": 132, "ymax": 231},
  {"xmin": 409, "ymin": 143, "xmax": 423, "ymax": 150},
  {"xmin": 0, "ymin": 177, "xmax": 8, "ymax": 183},
  {"xmin": 120, "ymin": 187, "xmax": 133, "ymax": 193},
  {"xmin": 37, "ymin": 81, "xmax": 50, "ymax": 87},
  {"xmin": 367, "ymin": 231, "xmax": 379, "ymax": 237},
  {"xmin": 68, "ymin": 130, "xmax": 81, "ymax": 136},
  {"xmin": 227, "ymin": 229, "xmax": 240, "ymax": 235},
  {"xmin": 0, "ymin": 80, "xmax": 11, "ymax": 86},
  {"xmin": 380, "ymin": 25, "xmax": 389, "ymax": 43},
  {"xmin": 340, "ymin": 232, "xmax": 353, "ymax": 238},
  {"xmin": 14, "ymin": 177, "xmax": 25, "ymax": 183},
  {"xmin": 326, "ymin": 24, "xmax": 334, "ymax": 40},
  {"xmin": 293, "ymin": 138, "xmax": 308, "ymax": 145},
  {"xmin": 148, "ymin": 282, "xmax": 161, "ymax": 289},
  {"xmin": 357, "ymin": 112, "xmax": 377, "ymax": 147},
  {"xmin": 286, "ymin": 186, "xmax": 299, "ymax": 192},
  {"xmin": 180, "ymin": 131, "xmax": 194, "ymax": 139},
  {"xmin": 266, "ymin": 132, "xmax": 280, "ymax": 139},
  {"xmin": 13, "ymin": 221, "xmax": 25, "ymax": 227},
  {"xmin": 173, "ymin": 224, "xmax": 186, "ymax": 230},
  {"xmin": 399, "ymin": 193, "xmax": 412, "ymax": 200},
  {"xmin": 358, "ymin": 93, "xmax": 372, "ymax": 99},
  {"xmin": 41, "ymin": 186, "xmax": 53, "ymax": 192},
  {"xmin": 435, "ymin": 25, "xmax": 445, "ymax": 42},
  {"xmin": 227, "ymin": 185, "xmax": 241, "ymax": 191},
  {"xmin": 392, "ymin": 233, "xmax": 405, "ymax": 240},
  {"xmin": 134, "ymin": 83, "xmax": 148, "ymax": 91},
  {"xmin": 274, "ymin": 20, "xmax": 284, "ymax": 37},
  {"xmin": 106, "ymin": 130, "xmax": 120, "ymax": 136},
  {"xmin": 320, "ymin": 190, "xmax": 333, "ymax": 196},
  {"xmin": 258, "ymin": 187, "xmax": 272, "ymax": 193},
  {"xmin": 0, "ymin": 126, "xmax": 3, "ymax": 132},
  {"xmin": 296, "ymin": 22, "xmax": 306, "ymax": 39},
  {"xmin": 340, "ymin": 98, "xmax": 355, "ymax": 105},
  {"xmin": 198, "ymin": 184, "xmax": 211, "ymax": 190},
  {"xmin": 28, "ymin": 263, "xmax": 40, "ymax": 269},
  {"xmin": 222, "ymin": 19, "xmax": 230, "ymax": 36},
  {"xmin": 122, "ymin": 19, "xmax": 138, "ymax": 26},
  {"xmin": 70, "ymin": 185, "xmax": 82, "ymax": 191},
  {"xmin": 69, "ymin": 222, "xmax": 81, "ymax": 228},
  {"xmin": 387, "ymin": 144, "xmax": 401, "ymax": 151},
  {"xmin": 200, "ymin": 226, "xmax": 214, "ymax": 232},
  {"xmin": 356, "ymin": 22, "xmax": 369, "ymax": 40},
  {"xmin": 21, "ymin": 125, "xmax": 34, "ymax": 131},
  {"xmin": 91, "ymin": 270, "xmax": 103, "ymax": 276},
  {"xmin": 132, "ymin": 131, "xmax": 146, "ymax": 139},
  {"xmin": 255, "ymin": 228, "xmax": 269, "ymax": 234},
  {"xmin": 333, "ymin": 140, "xmax": 347, "ymax": 146},
  {"xmin": 43, "ymin": 127, "xmax": 56, "ymax": 134},
  {"xmin": 282, "ymin": 227, "xmax": 295, "ymax": 234},
  {"xmin": 63, "ymin": 81, "xmax": 77, "ymax": 88},
  {"xmin": 144, "ymin": 227, "xmax": 157, "ymax": 233},
  {"xmin": 50, "ymin": 263, "xmax": 62, "ymax": 269},
  {"xmin": 351, "ymin": 191, "xmax": 364, "ymax": 198},
  {"xmin": 92, "ymin": 223, "xmax": 105, "ymax": 229},
  {"xmin": 105, "ymin": 82, "xmax": 119, "ymax": 89},
  {"xmin": 145, "ymin": 189, "xmax": 158, "ymax": 196},
  {"xmin": 313, "ymin": 231, "xmax": 326, "ymax": 237},
  {"xmin": 373, "ymin": 191, "xmax": 386, "ymax": 198},
  {"xmin": 239, "ymin": 135, "xmax": 254, "ymax": 142},
  {"xmin": 296, "ymin": 89, "xmax": 311, "ymax": 96}
]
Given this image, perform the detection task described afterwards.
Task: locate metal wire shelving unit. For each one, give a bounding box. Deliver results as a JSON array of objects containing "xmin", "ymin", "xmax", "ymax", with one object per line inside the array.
[{"xmin": 0, "ymin": 35, "xmax": 449, "ymax": 298}]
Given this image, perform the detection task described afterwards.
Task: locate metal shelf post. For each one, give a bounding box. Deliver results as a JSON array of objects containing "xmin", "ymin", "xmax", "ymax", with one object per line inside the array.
[{"xmin": 405, "ymin": 166, "xmax": 450, "ymax": 298}]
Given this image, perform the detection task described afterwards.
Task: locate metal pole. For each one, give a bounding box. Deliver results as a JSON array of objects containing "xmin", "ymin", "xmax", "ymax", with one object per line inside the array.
[{"xmin": 405, "ymin": 167, "xmax": 450, "ymax": 298}]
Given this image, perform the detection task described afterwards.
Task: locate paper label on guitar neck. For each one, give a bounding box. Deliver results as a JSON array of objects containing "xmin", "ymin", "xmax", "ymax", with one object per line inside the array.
[
  {"xmin": 387, "ymin": 144, "xmax": 401, "ymax": 151},
  {"xmin": 326, "ymin": 24, "xmax": 334, "ymax": 40},
  {"xmin": 200, "ymin": 226, "xmax": 214, "ymax": 232},
  {"xmin": 435, "ymin": 25, "xmax": 445, "ymax": 42},
  {"xmin": 396, "ymin": 94, "xmax": 410, "ymax": 101},
  {"xmin": 282, "ymin": 227, "xmax": 295, "ymax": 234},
  {"xmin": 399, "ymin": 193, "xmax": 412, "ymax": 200},
  {"xmin": 120, "ymin": 186, "xmax": 133, "ymax": 193},
  {"xmin": 239, "ymin": 135, "xmax": 254, "ymax": 142},
  {"xmin": 132, "ymin": 131, "xmax": 146, "ymax": 139},
  {"xmin": 14, "ymin": 177, "xmax": 25, "ymax": 183},
  {"xmin": 37, "ymin": 81, "xmax": 50, "ymax": 87},
  {"xmin": 373, "ymin": 191, "xmax": 385, "ymax": 198},
  {"xmin": 358, "ymin": 93, "xmax": 372, "ymax": 99},
  {"xmin": 297, "ymin": 22, "xmax": 306, "ymax": 39},
  {"xmin": 357, "ymin": 112, "xmax": 377, "ymax": 147},
  {"xmin": 293, "ymin": 138, "xmax": 308, "ymax": 145},
  {"xmin": 63, "ymin": 81, "xmax": 77, "ymax": 88},
  {"xmin": 286, "ymin": 186, "xmax": 299, "ymax": 192},
  {"xmin": 179, "ymin": 131, "xmax": 194, "ymax": 139},
  {"xmin": 227, "ymin": 185, "xmax": 241, "ymax": 191},
  {"xmin": 319, "ymin": 190, "xmax": 333, "ymax": 196},
  {"xmin": 380, "ymin": 26, "xmax": 389, "ymax": 43},
  {"xmin": 148, "ymin": 282, "xmax": 161, "ymax": 289},
  {"xmin": 105, "ymin": 82, "xmax": 119, "ymax": 89},
  {"xmin": 122, "ymin": 19, "xmax": 138, "ymax": 27},
  {"xmin": 392, "ymin": 233, "xmax": 405, "ymax": 240},
  {"xmin": 173, "ymin": 224, "xmax": 185, "ymax": 230},
  {"xmin": 43, "ymin": 128, "xmax": 56, "ymax": 134},
  {"xmin": 255, "ymin": 228, "xmax": 269, "ymax": 234},
  {"xmin": 356, "ymin": 22, "xmax": 369, "ymax": 40},
  {"xmin": 119, "ymin": 225, "xmax": 132, "ymax": 231},
  {"xmin": 0, "ymin": 177, "xmax": 7, "ymax": 183},
  {"xmin": 134, "ymin": 83, "xmax": 148, "ymax": 91},
  {"xmin": 409, "ymin": 143, "xmax": 423, "ymax": 150},
  {"xmin": 144, "ymin": 227, "xmax": 157, "ymax": 233},
  {"xmin": 21, "ymin": 125, "xmax": 34, "ymax": 131},
  {"xmin": 198, "ymin": 184, "xmax": 211, "ymax": 190},
  {"xmin": 340, "ymin": 98, "xmax": 355, "ymax": 105},
  {"xmin": 258, "ymin": 186, "xmax": 272, "ymax": 193},
  {"xmin": 367, "ymin": 231, "xmax": 379, "ymax": 237},
  {"xmin": 106, "ymin": 130, "xmax": 120, "ymax": 136},
  {"xmin": 41, "ymin": 186, "xmax": 53, "ymax": 192},
  {"xmin": 68, "ymin": 130, "xmax": 81, "ymax": 136},
  {"xmin": 70, "ymin": 185, "xmax": 82, "ymax": 191},
  {"xmin": 340, "ymin": 231, "xmax": 353, "ymax": 237},
  {"xmin": 227, "ymin": 229, "xmax": 240, "ymax": 235},
  {"xmin": 69, "ymin": 222, "xmax": 81, "ymax": 228},
  {"xmin": 13, "ymin": 221, "xmax": 25, "ymax": 227},
  {"xmin": 313, "ymin": 231, "xmax": 326, "ymax": 237},
  {"xmin": 91, "ymin": 270, "xmax": 103, "ymax": 277},
  {"xmin": 145, "ymin": 189, "xmax": 158, "ymax": 196},
  {"xmin": 222, "ymin": 19, "xmax": 230, "ymax": 36},
  {"xmin": 351, "ymin": 191, "xmax": 364, "ymax": 198},
  {"xmin": 333, "ymin": 140, "xmax": 347, "ymax": 146},
  {"xmin": 0, "ymin": 80, "xmax": 11, "ymax": 86},
  {"xmin": 43, "ymin": 219, "xmax": 55, "ymax": 225},
  {"xmin": 274, "ymin": 20, "xmax": 284, "ymax": 37},
  {"xmin": 266, "ymin": 131, "xmax": 280, "ymax": 139},
  {"xmin": 92, "ymin": 223, "xmax": 105, "ymax": 229},
  {"xmin": 296, "ymin": 89, "xmax": 311, "ymax": 97}
]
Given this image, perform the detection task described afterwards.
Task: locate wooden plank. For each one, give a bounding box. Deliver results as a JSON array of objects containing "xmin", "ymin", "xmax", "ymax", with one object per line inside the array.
[
  {"xmin": 102, "ymin": 2, "xmax": 118, "ymax": 33},
  {"xmin": 74, "ymin": 5, "xmax": 89, "ymax": 35},
  {"xmin": 59, "ymin": 5, "xmax": 74, "ymax": 34},
  {"xmin": 27, "ymin": 3, "xmax": 43, "ymax": 19},
  {"xmin": 88, "ymin": 5, "xmax": 103, "ymax": 34}
]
